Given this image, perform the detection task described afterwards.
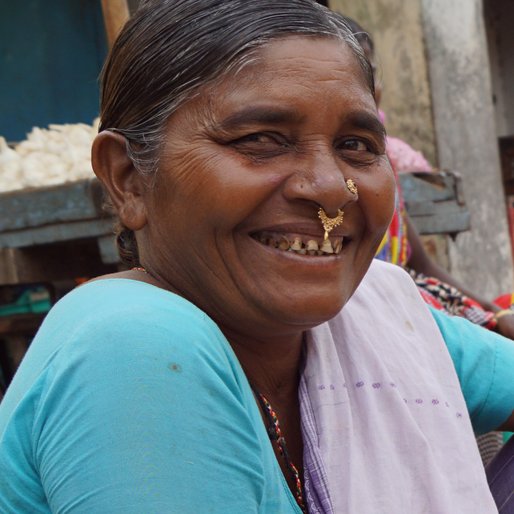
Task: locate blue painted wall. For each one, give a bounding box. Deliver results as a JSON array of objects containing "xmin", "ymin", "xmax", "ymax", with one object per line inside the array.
[{"xmin": 0, "ymin": 0, "xmax": 107, "ymax": 142}]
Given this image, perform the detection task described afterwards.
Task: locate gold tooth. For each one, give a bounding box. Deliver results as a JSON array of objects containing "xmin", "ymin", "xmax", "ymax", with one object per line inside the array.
[
  {"xmin": 333, "ymin": 239, "xmax": 342, "ymax": 254},
  {"xmin": 321, "ymin": 239, "xmax": 334, "ymax": 254}
]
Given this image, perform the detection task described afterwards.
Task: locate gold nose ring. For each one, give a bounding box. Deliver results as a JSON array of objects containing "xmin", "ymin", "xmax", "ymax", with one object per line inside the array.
[
  {"xmin": 346, "ymin": 179, "xmax": 358, "ymax": 195},
  {"xmin": 318, "ymin": 207, "xmax": 344, "ymax": 241}
]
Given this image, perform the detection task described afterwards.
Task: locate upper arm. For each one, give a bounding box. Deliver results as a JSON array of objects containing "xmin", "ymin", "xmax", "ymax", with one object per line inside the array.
[
  {"xmin": 405, "ymin": 214, "xmax": 433, "ymax": 273},
  {"xmin": 430, "ymin": 307, "xmax": 514, "ymax": 434},
  {"xmin": 33, "ymin": 315, "xmax": 265, "ymax": 513}
]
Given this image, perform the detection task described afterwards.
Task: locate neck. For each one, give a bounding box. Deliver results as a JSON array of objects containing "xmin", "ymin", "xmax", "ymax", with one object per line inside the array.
[{"xmin": 226, "ymin": 329, "xmax": 305, "ymax": 400}]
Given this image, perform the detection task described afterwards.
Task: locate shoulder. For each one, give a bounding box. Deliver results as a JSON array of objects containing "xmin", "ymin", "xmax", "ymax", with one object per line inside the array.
[
  {"xmin": 10, "ymin": 279, "xmax": 238, "ymax": 407},
  {"xmin": 40, "ymin": 278, "xmax": 224, "ymax": 352}
]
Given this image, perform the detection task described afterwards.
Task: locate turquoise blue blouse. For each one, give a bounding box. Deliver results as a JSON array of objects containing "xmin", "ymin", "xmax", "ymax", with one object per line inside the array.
[{"xmin": 0, "ymin": 279, "xmax": 513, "ymax": 513}]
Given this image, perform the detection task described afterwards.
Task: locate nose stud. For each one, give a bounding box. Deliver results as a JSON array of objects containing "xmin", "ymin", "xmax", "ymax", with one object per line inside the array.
[
  {"xmin": 346, "ymin": 179, "xmax": 358, "ymax": 195},
  {"xmin": 318, "ymin": 208, "xmax": 344, "ymax": 241}
]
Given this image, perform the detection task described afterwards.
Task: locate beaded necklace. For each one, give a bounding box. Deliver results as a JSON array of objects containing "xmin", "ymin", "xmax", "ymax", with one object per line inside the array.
[{"xmin": 254, "ymin": 390, "xmax": 306, "ymax": 513}]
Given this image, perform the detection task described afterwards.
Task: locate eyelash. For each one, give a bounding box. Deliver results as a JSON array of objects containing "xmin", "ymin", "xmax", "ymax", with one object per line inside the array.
[
  {"xmin": 229, "ymin": 132, "xmax": 381, "ymax": 163},
  {"xmin": 229, "ymin": 132, "xmax": 291, "ymax": 158},
  {"xmin": 337, "ymin": 138, "xmax": 377, "ymax": 154}
]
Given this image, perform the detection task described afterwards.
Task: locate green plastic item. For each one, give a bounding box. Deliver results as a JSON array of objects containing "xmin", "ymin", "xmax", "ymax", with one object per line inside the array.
[{"xmin": 0, "ymin": 287, "xmax": 51, "ymax": 316}]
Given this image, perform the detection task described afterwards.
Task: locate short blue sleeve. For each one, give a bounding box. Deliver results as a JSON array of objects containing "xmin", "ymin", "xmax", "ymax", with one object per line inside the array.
[
  {"xmin": 0, "ymin": 280, "xmax": 300, "ymax": 514},
  {"xmin": 430, "ymin": 307, "xmax": 514, "ymax": 434}
]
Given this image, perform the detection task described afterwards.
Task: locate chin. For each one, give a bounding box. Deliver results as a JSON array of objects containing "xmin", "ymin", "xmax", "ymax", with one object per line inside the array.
[{"xmin": 272, "ymin": 293, "xmax": 348, "ymax": 330}]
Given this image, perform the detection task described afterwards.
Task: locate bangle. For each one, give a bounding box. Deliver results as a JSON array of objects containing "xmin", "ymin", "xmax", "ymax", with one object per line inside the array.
[{"xmin": 493, "ymin": 309, "xmax": 514, "ymax": 322}]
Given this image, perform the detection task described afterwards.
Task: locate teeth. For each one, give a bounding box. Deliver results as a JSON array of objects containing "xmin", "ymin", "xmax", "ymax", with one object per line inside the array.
[
  {"xmin": 291, "ymin": 237, "xmax": 302, "ymax": 251},
  {"xmin": 278, "ymin": 238, "xmax": 290, "ymax": 251},
  {"xmin": 306, "ymin": 240, "xmax": 319, "ymax": 251},
  {"xmin": 257, "ymin": 233, "xmax": 344, "ymax": 256},
  {"xmin": 321, "ymin": 239, "xmax": 334, "ymax": 254}
]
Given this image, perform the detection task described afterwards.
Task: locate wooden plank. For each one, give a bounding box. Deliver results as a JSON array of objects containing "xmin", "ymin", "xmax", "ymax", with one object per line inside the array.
[
  {"xmin": 0, "ymin": 218, "xmax": 114, "ymax": 248},
  {"xmin": 101, "ymin": 0, "xmax": 130, "ymax": 49},
  {"xmin": 0, "ymin": 179, "xmax": 106, "ymax": 232},
  {"xmin": 399, "ymin": 171, "xmax": 465, "ymax": 204},
  {"xmin": 399, "ymin": 171, "xmax": 470, "ymax": 236},
  {"xmin": 408, "ymin": 202, "xmax": 471, "ymax": 236}
]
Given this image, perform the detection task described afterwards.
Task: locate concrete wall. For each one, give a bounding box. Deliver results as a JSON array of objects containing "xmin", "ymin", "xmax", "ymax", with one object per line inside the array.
[
  {"xmin": 329, "ymin": 0, "xmax": 438, "ymax": 165},
  {"xmin": 421, "ymin": 0, "xmax": 513, "ymax": 296},
  {"xmin": 484, "ymin": 0, "xmax": 514, "ymax": 138}
]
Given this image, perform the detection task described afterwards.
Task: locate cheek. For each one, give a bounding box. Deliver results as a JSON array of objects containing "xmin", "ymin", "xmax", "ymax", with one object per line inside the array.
[{"xmin": 361, "ymin": 168, "xmax": 396, "ymax": 232}]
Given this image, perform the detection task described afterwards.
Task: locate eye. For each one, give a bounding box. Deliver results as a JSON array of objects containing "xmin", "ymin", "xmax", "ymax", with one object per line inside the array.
[
  {"xmin": 235, "ymin": 133, "xmax": 278, "ymax": 144},
  {"xmin": 229, "ymin": 132, "xmax": 290, "ymax": 158},
  {"xmin": 335, "ymin": 137, "xmax": 380, "ymax": 165},
  {"xmin": 339, "ymin": 139, "xmax": 370, "ymax": 152}
]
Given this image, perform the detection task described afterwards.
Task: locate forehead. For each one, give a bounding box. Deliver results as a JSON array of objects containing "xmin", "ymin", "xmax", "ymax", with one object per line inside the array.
[
  {"xmin": 254, "ymin": 36, "xmax": 367, "ymax": 81},
  {"xmin": 197, "ymin": 36, "xmax": 376, "ymax": 121}
]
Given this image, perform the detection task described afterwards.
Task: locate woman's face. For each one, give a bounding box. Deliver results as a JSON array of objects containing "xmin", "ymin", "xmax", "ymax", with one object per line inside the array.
[{"xmin": 139, "ymin": 36, "xmax": 395, "ymax": 339}]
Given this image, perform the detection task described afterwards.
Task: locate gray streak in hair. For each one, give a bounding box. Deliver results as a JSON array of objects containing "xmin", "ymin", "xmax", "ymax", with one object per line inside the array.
[{"xmin": 99, "ymin": 0, "xmax": 373, "ymax": 177}]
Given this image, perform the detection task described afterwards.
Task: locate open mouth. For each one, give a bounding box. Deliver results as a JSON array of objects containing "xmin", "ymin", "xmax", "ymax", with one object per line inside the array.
[{"xmin": 252, "ymin": 231, "xmax": 344, "ymax": 256}]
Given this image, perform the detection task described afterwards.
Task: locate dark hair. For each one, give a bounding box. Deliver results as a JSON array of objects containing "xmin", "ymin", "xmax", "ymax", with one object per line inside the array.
[
  {"xmin": 336, "ymin": 15, "xmax": 374, "ymax": 57},
  {"xmin": 99, "ymin": 0, "xmax": 375, "ymax": 266}
]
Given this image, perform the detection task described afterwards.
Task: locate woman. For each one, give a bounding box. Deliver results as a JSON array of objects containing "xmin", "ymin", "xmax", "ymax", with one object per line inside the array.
[{"xmin": 0, "ymin": 1, "xmax": 513, "ymax": 512}]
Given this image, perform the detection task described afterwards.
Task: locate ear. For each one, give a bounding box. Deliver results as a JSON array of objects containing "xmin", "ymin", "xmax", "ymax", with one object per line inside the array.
[{"xmin": 92, "ymin": 131, "xmax": 148, "ymax": 231}]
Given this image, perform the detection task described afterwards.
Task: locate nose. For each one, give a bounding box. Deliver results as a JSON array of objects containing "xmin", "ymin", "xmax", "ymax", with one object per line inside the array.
[{"xmin": 283, "ymin": 146, "xmax": 357, "ymax": 217}]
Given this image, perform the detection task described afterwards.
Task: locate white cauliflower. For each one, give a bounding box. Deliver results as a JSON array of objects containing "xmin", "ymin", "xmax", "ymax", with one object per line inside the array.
[{"xmin": 0, "ymin": 119, "xmax": 99, "ymax": 193}]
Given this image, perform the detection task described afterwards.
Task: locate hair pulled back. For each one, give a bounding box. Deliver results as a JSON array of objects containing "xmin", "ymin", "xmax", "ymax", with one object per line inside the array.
[
  {"xmin": 99, "ymin": 0, "xmax": 374, "ymax": 266},
  {"xmin": 339, "ymin": 15, "xmax": 374, "ymax": 56}
]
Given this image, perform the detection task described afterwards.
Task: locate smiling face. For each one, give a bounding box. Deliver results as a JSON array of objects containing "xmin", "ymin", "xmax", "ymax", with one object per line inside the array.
[{"xmin": 137, "ymin": 36, "xmax": 395, "ymax": 340}]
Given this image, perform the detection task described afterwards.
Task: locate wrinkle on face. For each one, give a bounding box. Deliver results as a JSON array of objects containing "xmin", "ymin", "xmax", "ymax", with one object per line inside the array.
[{"xmin": 138, "ymin": 36, "xmax": 395, "ymax": 343}]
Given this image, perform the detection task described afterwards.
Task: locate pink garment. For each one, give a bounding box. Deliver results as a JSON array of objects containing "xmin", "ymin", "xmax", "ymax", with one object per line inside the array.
[
  {"xmin": 386, "ymin": 135, "xmax": 433, "ymax": 173},
  {"xmin": 301, "ymin": 260, "xmax": 497, "ymax": 513}
]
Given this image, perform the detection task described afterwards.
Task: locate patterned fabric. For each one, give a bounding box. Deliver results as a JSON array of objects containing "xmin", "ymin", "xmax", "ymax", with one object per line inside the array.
[
  {"xmin": 486, "ymin": 436, "xmax": 514, "ymax": 512},
  {"xmin": 299, "ymin": 375, "xmax": 334, "ymax": 514},
  {"xmin": 478, "ymin": 432, "xmax": 506, "ymax": 467},
  {"xmin": 411, "ymin": 271, "xmax": 497, "ymax": 330},
  {"xmin": 374, "ymin": 177, "xmax": 409, "ymax": 266}
]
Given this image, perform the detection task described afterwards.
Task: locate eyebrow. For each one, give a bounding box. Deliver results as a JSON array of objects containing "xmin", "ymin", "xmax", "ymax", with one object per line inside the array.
[
  {"xmin": 345, "ymin": 111, "xmax": 386, "ymax": 139},
  {"xmin": 215, "ymin": 106, "xmax": 303, "ymax": 131},
  {"xmin": 212, "ymin": 104, "xmax": 386, "ymax": 138}
]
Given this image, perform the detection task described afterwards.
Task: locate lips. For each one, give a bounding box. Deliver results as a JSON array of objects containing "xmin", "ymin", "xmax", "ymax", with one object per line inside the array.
[{"xmin": 252, "ymin": 231, "xmax": 344, "ymax": 255}]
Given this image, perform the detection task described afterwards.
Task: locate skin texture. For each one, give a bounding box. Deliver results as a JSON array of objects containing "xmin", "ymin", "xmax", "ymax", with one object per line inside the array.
[{"xmin": 92, "ymin": 36, "xmax": 396, "ymax": 492}]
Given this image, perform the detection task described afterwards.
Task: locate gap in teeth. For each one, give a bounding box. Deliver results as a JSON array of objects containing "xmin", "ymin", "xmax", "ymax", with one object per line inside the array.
[{"xmin": 256, "ymin": 233, "xmax": 343, "ymax": 255}]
